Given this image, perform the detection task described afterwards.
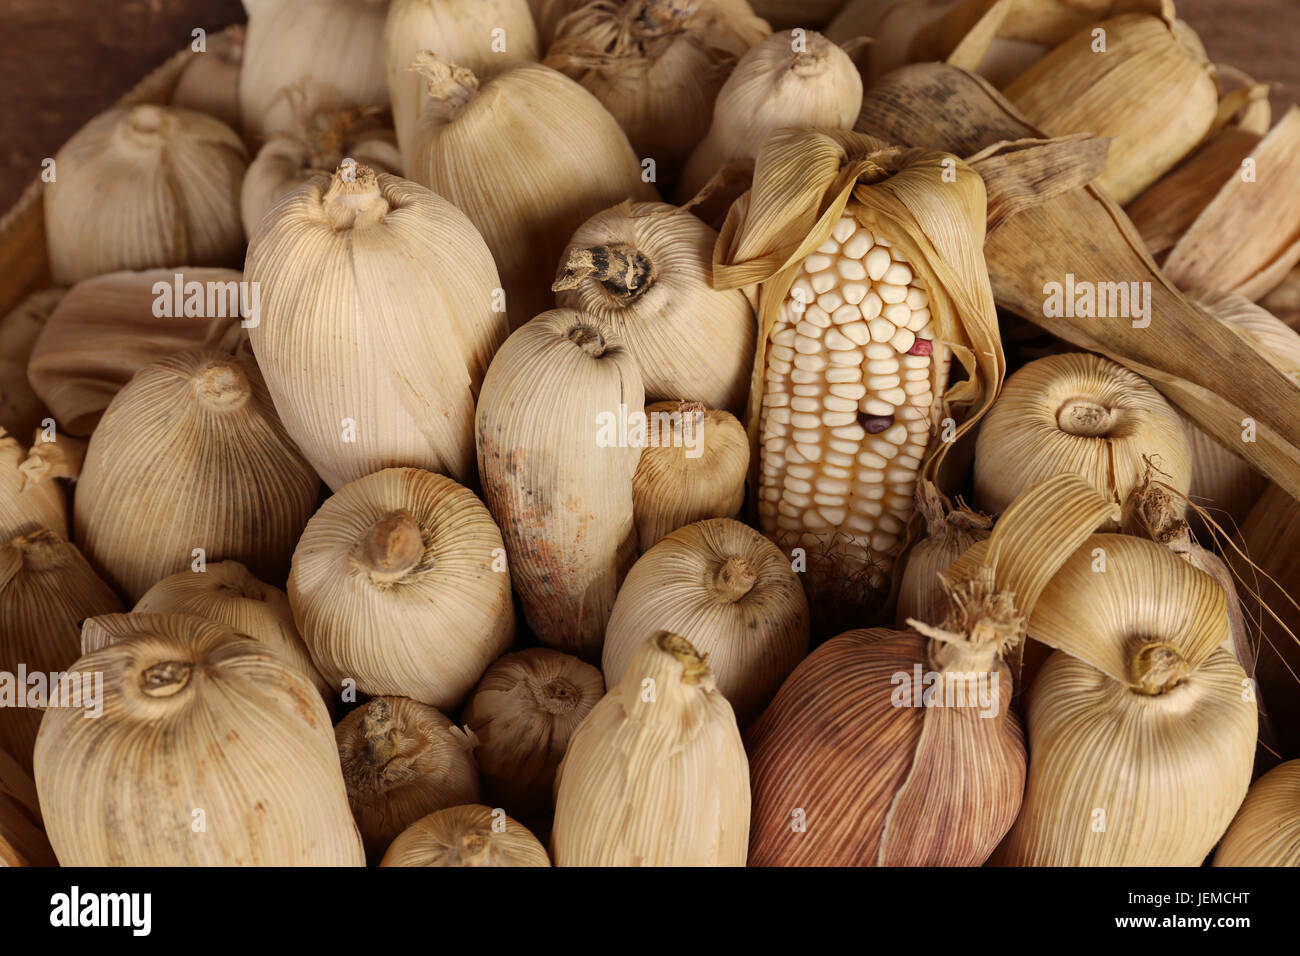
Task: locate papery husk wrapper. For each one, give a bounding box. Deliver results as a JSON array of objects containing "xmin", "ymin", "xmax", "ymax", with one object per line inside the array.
[
  {"xmin": 1261, "ymin": 266, "xmax": 1300, "ymax": 330},
  {"xmin": 0, "ymin": 429, "xmax": 66, "ymax": 541},
  {"xmin": 552, "ymin": 633, "xmax": 750, "ymax": 865},
  {"xmin": 35, "ymin": 612, "xmax": 364, "ymax": 865},
  {"xmin": 289, "ymin": 467, "xmax": 514, "ymax": 710},
  {"xmin": 171, "ymin": 24, "xmax": 244, "ymax": 130},
  {"xmin": 476, "ymin": 309, "xmax": 644, "ymax": 660},
  {"xmin": 855, "ymin": 62, "xmax": 1300, "ymax": 506},
  {"xmin": 462, "ymin": 648, "xmax": 604, "ymax": 818},
  {"xmin": 896, "ymin": 480, "xmax": 991, "ymax": 627},
  {"xmin": 380, "ymin": 804, "xmax": 550, "ymax": 866},
  {"xmin": 1214, "ymin": 760, "xmax": 1300, "ymax": 867},
  {"xmin": 19, "ymin": 431, "xmax": 87, "ymax": 487},
  {"xmin": 73, "ymin": 348, "xmax": 320, "ymax": 601},
  {"xmin": 0, "ymin": 289, "xmax": 62, "ymax": 441},
  {"xmin": 0, "ymin": 747, "xmax": 54, "ymax": 867},
  {"xmin": 604, "ymin": 518, "xmax": 809, "ymax": 726}
]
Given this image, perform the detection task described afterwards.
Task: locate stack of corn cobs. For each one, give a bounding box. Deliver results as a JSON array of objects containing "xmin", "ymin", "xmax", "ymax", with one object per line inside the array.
[{"xmin": 4, "ymin": 0, "xmax": 1300, "ymax": 868}]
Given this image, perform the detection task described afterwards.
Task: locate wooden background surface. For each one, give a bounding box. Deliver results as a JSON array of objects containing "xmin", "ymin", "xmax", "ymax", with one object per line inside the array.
[{"xmin": 1, "ymin": 0, "xmax": 1296, "ymax": 212}]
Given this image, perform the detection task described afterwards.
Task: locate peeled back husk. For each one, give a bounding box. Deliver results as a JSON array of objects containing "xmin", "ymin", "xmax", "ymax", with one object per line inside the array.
[
  {"xmin": 1214, "ymin": 760, "xmax": 1300, "ymax": 867},
  {"xmin": 171, "ymin": 25, "xmax": 245, "ymax": 130},
  {"xmin": 245, "ymin": 164, "xmax": 507, "ymax": 490},
  {"xmin": 73, "ymin": 348, "xmax": 320, "ymax": 601},
  {"xmin": 0, "ymin": 530, "xmax": 122, "ymax": 773},
  {"xmin": 335, "ymin": 696, "xmax": 480, "ymax": 861},
  {"xmin": 289, "ymin": 468, "xmax": 513, "ymax": 711},
  {"xmin": 462, "ymin": 648, "xmax": 604, "ymax": 818},
  {"xmin": 896, "ymin": 480, "xmax": 990, "ymax": 627},
  {"xmin": 380, "ymin": 805, "xmax": 551, "ymax": 867},
  {"xmin": 476, "ymin": 309, "xmax": 644, "ymax": 660},
  {"xmin": 604, "ymin": 518, "xmax": 809, "ymax": 726},
  {"xmin": 0, "ymin": 429, "xmax": 66, "ymax": 541},
  {"xmin": 553, "ymin": 201, "xmax": 757, "ymax": 414},
  {"xmin": 35, "ymin": 613, "xmax": 365, "ymax": 865},
  {"xmin": 44, "ymin": 105, "xmax": 247, "ymax": 285},
  {"xmin": 552, "ymin": 633, "xmax": 750, "ymax": 865},
  {"xmin": 0, "ymin": 289, "xmax": 62, "ymax": 440}
]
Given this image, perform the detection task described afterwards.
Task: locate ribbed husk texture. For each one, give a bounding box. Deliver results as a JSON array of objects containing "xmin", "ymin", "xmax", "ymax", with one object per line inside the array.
[
  {"xmin": 0, "ymin": 746, "xmax": 54, "ymax": 866},
  {"xmin": 896, "ymin": 480, "xmax": 991, "ymax": 627},
  {"xmin": 73, "ymin": 348, "xmax": 319, "ymax": 601},
  {"xmin": 713, "ymin": 128, "xmax": 1003, "ymax": 628},
  {"xmin": 44, "ymin": 105, "xmax": 247, "ymax": 285},
  {"xmin": 604, "ymin": 518, "xmax": 808, "ymax": 726},
  {"xmin": 544, "ymin": 0, "xmax": 769, "ymax": 182},
  {"xmin": 245, "ymin": 165, "xmax": 506, "ymax": 490},
  {"xmin": 380, "ymin": 805, "xmax": 551, "ymax": 866},
  {"xmin": 289, "ymin": 467, "xmax": 514, "ymax": 710},
  {"xmin": 476, "ymin": 309, "xmax": 644, "ymax": 660},
  {"xmin": 677, "ymin": 29, "xmax": 862, "ymax": 201},
  {"xmin": 462, "ymin": 648, "xmax": 604, "ymax": 818},
  {"xmin": 134, "ymin": 560, "xmax": 331, "ymax": 706},
  {"xmin": 335, "ymin": 696, "xmax": 480, "ymax": 861},
  {"xmin": 0, "ymin": 430, "xmax": 65, "ymax": 541},
  {"xmin": 35, "ymin": 612, "xmax": 364, "ymax": 865},
  {"xmin": 1214, "ymin": 760, "xmax": 1300, "ymax": 867},
  {"xmin": 974, "ymin": 352, "xmax": 1191, "ymax": 516},
  {"xmin": 0, "ymin": 531, "xmax": 122, "ymax": 773},
  {"xmin": 384, "ymin": 0, "xmax": 540, "ymax": 169},
  {"xmin": 171, "ymin": 24, "xmax": 244, "ymax": 130},
  {"xmin": 27, "ymin": 268, "xmax": 247, "ymax": 436},
  {"xmin": 239, "ymin": 0, "xmax": 390, "ymax": 142},
  {"xmin": 0, "ymin": 289, "xmax": 62, "ymax": 441},
  {"xmin": 631, "ymin": 401, "xmax": 749, "ymax": 549},
  {"xmin": 993, "ymin": 533, "xmax": 1256, "ymax": 865},
  {"xmin": 551, "ymin": 633, "xmax": 750, "ymax": 865},
  {"xmin": 554, "ymin": 201, "xmax": 756, "ymax": 414}
]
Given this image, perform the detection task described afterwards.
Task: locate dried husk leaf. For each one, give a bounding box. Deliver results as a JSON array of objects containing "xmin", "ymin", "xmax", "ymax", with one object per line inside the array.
[
  {"xmin": 545, "ymin": 0, "xmax": 769, "ymax": 182},
  {"xmin": 554, "ymin": 202, "xmax": 756, "ymax": 414},
  {"xmin": 380, "ymin": 805, "xmax": 550, "ymax": 866},
  {"xmin": 74, "ymin": 348, "xmax": 320, "ymax": 601},
  {"xmin": 677, "ymin": 30, "xmax": 862, "ymax": 201},
  {"xmin": 994, "ymin": 533, "xmax": 1256, "ymax": 865},
  {"xmin": 0, "ymin": 429, "xmax": 66, "ymax": 541},
  {"xmin": 632, "ymin": 402, "xmax": 749, "ymax": 548},
  {"xmin": 476, "ymin": 309, "xmax": 644, "ymax": 660},
  {"xmin": 335, "ymin": 696, "xmax": 480, "ymax": 861},
  {"xmin": 0, "ymin": 747, "xmax": 54, "ymax": 867},
  {"xmin": 44, "ymin": 105, "xmax": 247, "ymax": 285},
  {"xmin": 384, "ymin": 0, "xmax": 540, "ymax": 169},
  {"xmin": 552, "ymin": 633, "xmax": 749, "ymax": 865},
  {"xmin": 245, "ymin": 165, "xmax": 506, "ymax": 490},
  {"xmin": 289, "ymin": 468, "xmax": 514, "ymax": 710},
  {"xmin": 973, "ymin": 352, "xmax": 1191, "ymax": 516},
  {"xmin": 19, "ymin": 432, "xmax": 86, "ymax": 487},
  {"xmin": 239, "ymin": 0, "xmax": 390, "ymax": 142},
  {"xmin": 896, "ymin": 480, "xmax": 991, "ymax": 627},
  {"xmin": 0, "ymin": 530, "xmax": 122, "ymax": 774},
  {"xmin": 855, "ymin": 63, "xmax": 1300, "ymax": 505},
  {"xmin": 462, "ymin": 648, "xmax": 604, "ymax": 818},
  {"xmin": 410, "ymin": 57, "xmax": 656, "ymax": 327},
  {"xmin": 1260, "ymin": 266, "xmax": 1300, "ymax": 330},
  {"xmin": 171, "ymin": 24, "xmax": 245, "ymax": 130},
  {"xmin": 1214, "ymin": 760, "xmax": 1300, "ymax": 867},
  {"xmin": 0, "ymin": 289, "xmax": 62, "ymax": 440},
  {"xmin": 26, "ymin": 268, "xmax": 247, "ymax": 436},
  {"xmin": 134, "ymin": 560, "xmax": 331, "ymax": 707},
  {"xmin": 604, "ymin": 518, "xmax": 809, "ymax": 726},
  {"xmin": 35, "ymin": 612, "xmax": 365, "ymax": 865},
  {"xmin": 713, "ymin": 128, "xmax": 1004, "ymax": 628},
  {"xmin": 1002, "ymin": 13, "xmax": 1217, "ymax": 205}
]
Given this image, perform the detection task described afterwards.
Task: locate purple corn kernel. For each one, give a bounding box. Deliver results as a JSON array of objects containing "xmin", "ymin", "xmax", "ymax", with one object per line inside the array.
[
  {"xmin": 858, "ymin": 413, "xmax": 895, "ymax": 434},
  {"xmin": 908, "ymin": 338, "xmax": 933, "ymax": 356}
]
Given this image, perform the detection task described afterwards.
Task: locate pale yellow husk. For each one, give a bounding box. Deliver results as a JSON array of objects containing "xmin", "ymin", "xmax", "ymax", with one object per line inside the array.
[
  {"xmin": 0, "ymin": 530, "xmax": 122, "ymax": 774},
  {"xmin": 35, "ymin": 612, "xmax": 365, "ymax": 865},
  {"xmin": 289, "ymin": 467, "xmax": 514, "ymax": 710},
  {"xmin": 0, "ymin": 289, "xmax": 62, "ymax": 440},
  {"xmin": 603, "ymin": 518, "xmax": 808, "ymax": 726},
  {"xmin": 171, "ymin": 25, "xmax": 245, "ymax": 130},
  {"xmin": 410, "ymin": 56, "xmax": 656, "ymax": 327},
  {"xmin": 73, "ymin": 348, "xmax": 320, "ymax": 601},
  {"xmin": 462, "ymin": 648, "xmax": 604, "ymax": 817},
  {"xmin": 335, "ymin": 696, "xmax": 480, "ymax": 861},
  {"xmin": 0, "ymin": 429, "xmax": 66, "ymax": 541},
  {"xmin": 476, "ymin": 309, "xmax": 644, "ymax": 660},
  {"xmin": 554, "ymin": 202, "xmax": 757, "ymax": 414},
  {"xmin": 0, "ymin": 747, "xmax": 54, "ymax": 867},
  {"xmin": 44, "ymin": 105, "xmax": 247, "ymax": 285},
  {"xmin": 631, "ymin": 402, "xmax": 749, "ymax": 549},
  {"xmin": 26, "ymin": 268, "xmax": 247, "ymax": 436},
  {"xmin": 18, "ymin": 431, "xmax": 86, "ymax": 487},
  {"xmin": 384, "ymin": 0, "xmax": 539, "ymax": 169},
  {"xmin": 896, "ymin": 480, "xmax": 991, "ymax": 627},
  {"xmin": 380, "ymin": 805, "xmax": 551, "ymax": 866},
  {"xmin": 133, "ymin": 561, "xmax": 331, "ymax": 706},
  {"xmin": 1214, "ymin": 760, "xmax": 1300, "ymax": 867},
  {"xmin": 244, "ymin": 164, "xmax": 506, "ymax": 490},
  {"xmin": 552, "ymin": 633, "xmax": 750, "ymax": 865}
]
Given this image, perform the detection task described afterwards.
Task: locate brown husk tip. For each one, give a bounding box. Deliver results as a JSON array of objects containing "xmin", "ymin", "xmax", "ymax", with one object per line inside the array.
[
  {"xmin": 655, "ymin": 631, "xmax": 710, "ymax": 683},
  {"xmin": 352, "ymin": 510, "xmax": 425, "ymax": 584},
  {"xmin": 552, "ymin": 245, "xmax": 654, "ymax": 298},
  {"xmin": 907, "ymin": 566, "xmax": 1026, "ymax": 675},
  {"xmin": 916, "ymin": 480, "xmax": 991, "ymax": 541},
  {"xmin": 712, "ymin": 555, "xmax": 756, "ymax": 603},
  {"xmin": 411, "ymin": 51, "xmax": 479, "ymax": 107}
]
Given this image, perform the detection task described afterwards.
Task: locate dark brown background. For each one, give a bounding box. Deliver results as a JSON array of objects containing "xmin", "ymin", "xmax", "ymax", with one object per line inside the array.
[{"xmin": 1, "ymin": 0, "xmax": 1296, "ymax": 212}]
